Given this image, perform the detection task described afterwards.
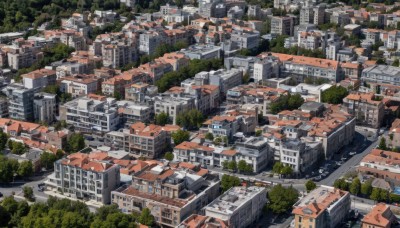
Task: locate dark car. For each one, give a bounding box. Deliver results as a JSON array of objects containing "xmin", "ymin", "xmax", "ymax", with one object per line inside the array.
[{"xmin": 0, "ymin": 192, "xmax": 3, "ymax": 197}]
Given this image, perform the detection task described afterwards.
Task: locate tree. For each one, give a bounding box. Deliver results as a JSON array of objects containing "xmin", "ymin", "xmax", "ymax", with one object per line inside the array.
[
  {"xmin": 281, "ymin": 165, "xmax": 293, "ymax": 176},
  {"xmin": 138, "ymin": 208, "xmax": 154, "ymax": 226},
  {"xmin": 255, "ymin": 130, "xmax": 262, "ymax": 136},
  {"xmin": 378, "ymin": 137, "xmax": 388, "ymax": 150},
  {"xmin": 23, "ymin": 186, "xmax": 35, "ymax": 202},
  {"xmin": 176, "ymin": 109, "xmax": 204, "ymax": 130},
  {"xmin": 269, "ymin": 93, "xmax": 304, "ymax": 114},
  {"xmin": 268, "ymin": 184, "xmax": 299, "ymax": 214},
  {"xmin": 164, "ymin": 152, "xmax": 174, "ymax": 161},
  {"xmin": 305, "ymin": 180, "xmax": 317, "ymax": 193},
  {"xmin": 380, "ymin": 189, "xmax": 389, "ymax": 202},
  {"xmin": 361, "ymin": 180, "xmax": 373, "ymax": 196},
  {"xmin": 333, "ymin": 179, "xmax": 349, "ymax": 191},
  {"xmin": 272, "ymin": 162, "xmax": 284, "ymax": 174},
  {"xmin": 205, "ymin": 132, "xmax": 214, "ymax": 141},
  {"xmin": 237, "ymin": 160, "xmax": 248, "ymax": 173},
  {"xmin": 0, "ymin": 129, "xmax": 8, "ymax": 151},
  {"xmin": 321, "ymin": 85, "xmax": 349, "ymax": 104},
  {"xmin": 214, "ymin": 137, "xmax": 222, "ymax": 146},
  {"xmin": 221, "ymin": 174, "xmax": 241, "ymax": 192},
  {"xmin": 154, "ymin": 112, "xmax": 170, "ymax": 126},
  {"xmin": 222, "ymin": 160, "xmax": 229, "ymax": 170},
  {"xmin": 370, "ymin": 188, "xmax": 381, "ymax": 202},
  {"xmin": 18, "ymin": 161, "xmax": 33, "ymax": 178},
  {"xmin": 228, "ymin": 160, "xmax": 237, "ymax": 171},
  {"xmin": 65, "ymin": 133, "xmax": 85, "ymax": 153},
  {"xmin": 349, "ymin": 178, "xmax": 361, "ymax": 195},
  {"xmin": 393, "ymin": 59, "xmax": 400, "ymax": 67},
  {"xmin": 171, "ymin": 129, "xmax": 190, "ymax": 145},
  {"xmin": 40, "ymin": 152, "xmax": 58, "ymax": 170},
  {"xmin": 11, "ymin": 142, "xmax": 28, "ymax": 155},
  {"xmin": 0, "ymin": 157, "xmax": 14, "ymax": 183}
]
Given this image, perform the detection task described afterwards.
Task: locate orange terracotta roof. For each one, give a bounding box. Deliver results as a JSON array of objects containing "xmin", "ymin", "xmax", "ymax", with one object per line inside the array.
[
  {"xmin": 175, "ymin": 141, "xmax": 214, "ymax": 152},
  {"xmin": 362, "ymin": 203, "xmax": 393, "ymax": 227}
]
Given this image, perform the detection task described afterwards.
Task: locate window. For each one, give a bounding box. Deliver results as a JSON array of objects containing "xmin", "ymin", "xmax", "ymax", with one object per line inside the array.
[{"xmin": 298, "ymin": 216, "xmax": 302, "ymax": 222}]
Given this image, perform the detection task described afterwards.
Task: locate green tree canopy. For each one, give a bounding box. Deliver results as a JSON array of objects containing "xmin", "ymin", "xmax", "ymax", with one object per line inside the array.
[
  {"xmin": 268, "ymin": 184, "xmax": 299, "ymax": 214},
  {"xmin": 305, "ymin": 180, "xmax": 317, "ymax": 193},
  {"xmin": 176, "ymin": 109, "xmax": 204, "ymax": 130},
  {"xmin": 361, "ymin": 179, "xmax": 373, "ymax": 196},
  {"xmin": 321, "ymin": 85, "xmax": 349, "ymax": 104},
  {"xmin": 205, "ymin": 132, "xmax": 214, "ymax": 141},
  {"xmin": 138, "ymin": 208, "xmax": 154, "ymax": 226},
  {"xmin": 221, "ymin": 174, "xmax": 241, "ymax": 192},
  {"xmin": 349, "ymin": 178, "xmax": 361, "ymax": 195},
  {"xmin": 65, "ymin": 133, "xmax": 85, "ymax": 153},
  {"xmin": 269, "ymin": 93, "xmax": 304, "ymax": 114},
  {"xmin": 164, "ymin": 152, "xmax": 174, "ymax": 161},
  {"xmin": 154, "ymin": 112, "xmax": 170, "ymax": 126},
  {"xmin": 23, "ymin": 186, "xmax": 35, "ymax": 202},
  {"xmin": 378, "ymin": 137, "xmax": 388, "ymax": 150},
  {"xmin": 17, "ymin": 161, "xmax": 33, "ymax": 178},
  {"xmin": 171, "ymin": 129, "xmax": 190, "ymax": 145}
]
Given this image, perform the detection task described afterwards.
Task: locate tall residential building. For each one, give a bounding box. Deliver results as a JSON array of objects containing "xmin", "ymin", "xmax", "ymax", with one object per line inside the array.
[
  {"xmin": 111, "ymin": 164, "xmax": 220, "ymax": 227},
  {"xmin": 102, "ymin": 43, "xmax": 137, "ymax": 69},
  {"xmin": 204, "ymin": 186, "xmax": 267, "ymax": 228},
  {"xmin": 2, "ymin": 84, "xmax": 37, "ymax": 121},
  {"xmin": 6, "ymin": 39, "xmax": 43, "ymax": 70},
  {"xmin": 60, "ymin": 96, "xmax": 120, "ymax": 133},
  {"xmin": 342, "ymin": 92, "xmax": 384, "ymax": 129},
  {"xmin": 253, "ymin": 58, "xmax": 279, "ymax": 82},
  {"xmin": 45, "ymin": 153, "xmax": 120, "ymax": 204},
  {"xmin": 154, "ymin": 94, "xmax": 196, "ymax": 125},
  {"xmin": 293, "ymin": 186, "xmax": 350, "ymax": 228},
  {"xmin": 33, "ymin": 93, "xmax": 57, "ymax": 124},
  {"xmin": 271, "ymin": 16, "xmax": 294, "ymax": 36}
]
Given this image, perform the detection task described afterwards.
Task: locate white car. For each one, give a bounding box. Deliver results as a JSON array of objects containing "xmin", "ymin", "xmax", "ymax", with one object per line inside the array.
[{"xmin": 349, "ymin": 151, "xmax": 357, "ymax": 156}]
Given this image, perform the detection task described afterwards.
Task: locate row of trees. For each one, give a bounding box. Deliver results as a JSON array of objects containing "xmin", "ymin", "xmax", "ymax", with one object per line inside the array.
[
  {"xmin": 176, "ymin": 109, "xmax": 204, "ymax": 130},
  {"xmin": 333, "ymin": 178, "xmax": 400, "ymax": 203},
  {"xmin": 222, "ymin": 160, "xmax": 253, "ymax": 174},
  {"xmin": 0, "ymin": 156, "xmax": 33, "ymax": 183},
  {"xmin": 0, "ymin": 196, "xmax": 155, "ymax": 227},
  {"xmin": 155, "ymin": 58, "xmax": 223, "ymax": 93}
]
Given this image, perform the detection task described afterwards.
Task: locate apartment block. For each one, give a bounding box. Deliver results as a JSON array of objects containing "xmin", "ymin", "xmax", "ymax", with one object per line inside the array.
[
  {"xmin": 6, "ymin": 38, "xmax": 43, "ymax": 70},
  {"xmin": 154, "ymin": 94, "xmax": 196, "ymax": 125},
  {"xmin": 270, "ymin": 53, "xmax": 342, "ymax": 83},
  {"xmin": 230, "ymin": 30, "xmax": 260, "ymax": 50},
  {"xmin": 102, "ymin": 43, "xmax": 137, "ymax": 69},
  {"xmin": 234, "ymin": 136, "xmax": 271, "ymax": 173},
  {"xmin": 111, "ymin": 164, "xmax": 220, "ymax": 227},
  {"xmin": 45, "ymin": 153, "xmax": 120, "ymax": 204},
  {"xmin": 33, "ymin": 93, "xmax": 57, "ymax": 124},
  {"xmin": 204, "ymin": 186, "xmax": 267, "ymax": 228},
  {"xmin": 105, "ymin": 122, "xmax": 171, "ymax": 159},
  {"xmin": 293, "ymin": 186, "xmax": 350, "ymax": 228},
  {"xmin": 22, "ymin": 69, "xmax": 57, "ymax": 89},
  {"xmin": 2, "ymin": 84, "xmax": 37, "ymax": 121},
  {"xmin": 180, "ymin": 44, "xmax": 222, "ymax": 60},
  {"xmin": 125, "ymin": 83, "xmax": 158, "ymax": 103},
  {"xmin": 195, "ymin": 68, "xmax": 243, "ymax": 96},
  {"xmin": 178, "ymin": 214, "xmax": 228, "ymax": 228},
  {"xmin": 116, "ymin": 100, "xmax": 153, "ymax": 126},
  {"xmin": 362, "ymin": 65, "xmax": 400, "ymax": 86},
  {"xmin": 60, "ymin": 75, "xmax": 99, "ymax": 98},
  {"xmin": 271, "ymin": 16, "xmax": 294, "ymax": 36},
  {"xmin": 342, "ymin": 92, "xmax": 384, "ymax": 128},
  {"xmin": 253, "ymin": 58, "xmax": 280, "ymax": 82},
  {"xmin": 0, "ymin": 98, "xmax": 8, "ymax": 118},
  {"xmin": 60, "ymin": 96, "xmax": 120, "ymax": 133}
]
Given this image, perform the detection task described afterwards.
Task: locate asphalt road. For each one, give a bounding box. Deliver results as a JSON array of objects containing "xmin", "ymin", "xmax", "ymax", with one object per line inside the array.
[{"xmin": 318, "ymin": 137, "xmax": 378, "ymax": 186}]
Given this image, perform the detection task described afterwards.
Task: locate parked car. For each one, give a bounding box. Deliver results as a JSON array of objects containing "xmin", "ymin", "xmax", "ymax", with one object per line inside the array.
[{"xmin": 349, "ymin": 151, "xmax": 357, "ymax": 156}]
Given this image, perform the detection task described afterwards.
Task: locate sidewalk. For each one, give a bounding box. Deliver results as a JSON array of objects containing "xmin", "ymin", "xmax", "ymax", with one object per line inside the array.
[{"xmin": 44, "ymin": 190, "xmax": 103, "ymax": 208}]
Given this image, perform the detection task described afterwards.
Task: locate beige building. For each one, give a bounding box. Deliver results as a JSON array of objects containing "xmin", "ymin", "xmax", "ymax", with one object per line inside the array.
[
  {"xmin": 60, "ymin": 74, "xmax": 99, "ymax": 98},
  {"xmin": 271, "ymin": 16, "xmax": 294, "ymax": 36},
  {"xmin": 22, "ymin": 69, "xmax": 57, "ymax": 89},
  {"xmin": 361, "ymin": 203, "xmax": 397, "ymax": 228},
  {"xmin": 293, "ymin": 186, "xmax": 350, "ymax": 228},
  {"xmin": 342, "ymin": 92, "xmax": 384, "ymax": 129},
  {"xmin": 105, "ymin": 122, "xmax": 172, "ymax": 159},
  {"xmin": 111, "ymin": 164, "xmax": 220, "ymax": 227}
]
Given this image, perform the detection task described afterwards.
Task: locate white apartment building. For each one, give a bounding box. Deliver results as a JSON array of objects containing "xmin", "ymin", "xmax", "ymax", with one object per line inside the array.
[
  {"xmin": 60, "ymin": 96, "xmax": 120, "ymax": 133},
  {"xmin": 204, "ymin": 186, "xmax": 267, "ymax": 228},
  {"xmin": 45, "ymin": 153, "xmax": 120, "ymax": 204}
]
